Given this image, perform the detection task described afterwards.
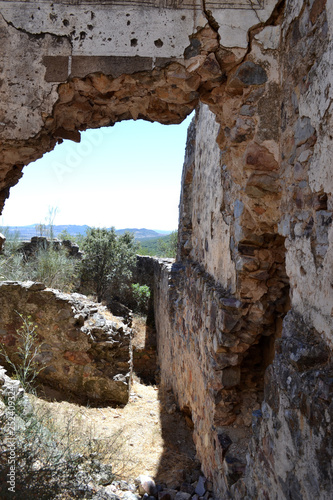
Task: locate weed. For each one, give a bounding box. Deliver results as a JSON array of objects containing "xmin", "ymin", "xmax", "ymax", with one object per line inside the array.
[{"xmin": 0, "ymin": 313, "xmax": 42, "ymax": 393}]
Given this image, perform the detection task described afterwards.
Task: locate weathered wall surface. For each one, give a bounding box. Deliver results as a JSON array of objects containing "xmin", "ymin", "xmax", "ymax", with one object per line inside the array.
[
  {"xmin": 178, "ymin": 106, "xmax": 236, "ymax": 291},
  {"xmin": 244, "ymin": 310, "xmax": 333, "ymax": 500},
  {"xmin": 280, "ymin": 0, "xmax": 333, "ymax": 348},
  {"xmin": 156, "ymin": 0, "xmax": 333, "ymax": 498},
  {"xmin": 1, "ymin": 0, "xmax": 333, "ymax": 498},
  {"xmin": 18, "ymin": 236, "xmax": 83, "ymax": 259},
  {"xmin": 0, "ymin": 281, "xmax": 132, "ymax": 405},
  {"xmin": 157, "ymin": 102, "xmax": 290, "ymax": 497},
  {"xmin": 0, "ymin": 0, "xmax": 279, "ymax": 211},
  {"xmin": 242, "ymin": 1, "xmax": 333, "ymax": 498}
]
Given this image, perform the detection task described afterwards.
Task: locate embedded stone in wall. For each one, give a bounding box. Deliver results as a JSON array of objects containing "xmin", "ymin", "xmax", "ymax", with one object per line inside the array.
[
  {"xmin": 243, "ymin": 310, "xmax": 333, "ymax": 500},
  {"xmin": 0, "ymin": 281, "xmax": 132, "ymax": 405}
]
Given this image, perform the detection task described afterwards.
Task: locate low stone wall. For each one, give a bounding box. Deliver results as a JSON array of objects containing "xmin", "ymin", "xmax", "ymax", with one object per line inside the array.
[
  {"xmin": 0, "ymin": 281, "xmax": 132, "ymax": 405},
  {"xmin": 152, "ymin": 258, "xmax": 261, "ymax": 496},
  {"xmin": 135, "ymin": 255, "xmax": 174, "ymax": 347},
  {"xmin": 19, "ymin": 236, "xmax": 83, "ymax": 259}
]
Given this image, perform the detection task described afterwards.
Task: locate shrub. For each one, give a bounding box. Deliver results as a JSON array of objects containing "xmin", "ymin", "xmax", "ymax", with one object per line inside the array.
[
  {"xmin": 0, "ymin": 392, "xmax": 127, "ymax": 499},
  {"xmin": 0, "ymin": 253, "xmax": 27, "ymax": 281},
  {"xmin": 28, "ymin": 248, "xmax": 79, "ymax": 292},
  {"xmin": 0, "ymin": 245, "xmax": 79, "ymax": 293},
  {"xmin": 0, "ymin": 312, "xmax": 134, "ymax": 498},
  {"xmin": 131, "ymin": 283, "xmax": 151, "ymax": 313}
]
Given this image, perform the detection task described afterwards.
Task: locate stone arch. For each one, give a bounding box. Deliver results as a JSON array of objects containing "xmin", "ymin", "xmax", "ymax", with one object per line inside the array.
[
  {"xmin": 4, "ymin": 1, "xmax": 329, "ymax": 499},
  {"xmin": 0, "ymin": 0, "xmax": 281, "ymax": 212},
  {"xmin": 0, "ymin": 0, "xmax": 285, "ymax": 481}
]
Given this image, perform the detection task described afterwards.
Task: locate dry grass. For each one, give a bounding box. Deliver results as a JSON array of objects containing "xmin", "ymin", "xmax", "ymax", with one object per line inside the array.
[
  {"xmin": 32, "ymin": 380, "xmax": 198, "ymax": 486},
  {"xmin": 23, "ymin": 314, "xmax": 198, "ymax": 488}
]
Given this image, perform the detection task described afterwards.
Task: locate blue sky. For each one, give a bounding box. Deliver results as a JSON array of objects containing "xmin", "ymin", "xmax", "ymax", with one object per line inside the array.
[{"xmin": 1, "ymin": 114, "xmax": 194, "ymax": 231}]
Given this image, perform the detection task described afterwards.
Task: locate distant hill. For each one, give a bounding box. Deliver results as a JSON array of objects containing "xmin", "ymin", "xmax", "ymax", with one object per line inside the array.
[
  {"xmin": 0, "ymin": 225, "xmax": 171, "ymax": 241},
  {"xmin": 116, "ymin": 228, "xmax": 169, "ymax": 239},
  {"xmin": 137, "ymin": 232, "xmax": 177, "ymax": 257},
  {"xmin": 0, "ymin": 225, "xmax": 89, "ymax": 240}
]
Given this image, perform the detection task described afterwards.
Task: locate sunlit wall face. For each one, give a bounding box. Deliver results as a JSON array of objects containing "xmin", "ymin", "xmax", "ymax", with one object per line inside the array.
[{"xmin": 1, "ymin": 115, "xmax": 193, "ymax": 231}]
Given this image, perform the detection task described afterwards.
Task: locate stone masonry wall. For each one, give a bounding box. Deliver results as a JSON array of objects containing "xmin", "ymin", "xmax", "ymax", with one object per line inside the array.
[
  {"xmin": 155, "ymin": 0, "xmax": 333, "ymax": 497},
  {"xmin": 0, "ymin": 0, "xmax": 279, "ymax": 211},
  {"xmin": 242, "ymin": 1, "xmax": 333, "ymax": 498},
  {"xmin": 0, "ymin": 281, "xmax": 132, "ymax": 405},
  {"xmin": 0, "ymin": 0, "xmax": 333, "ymax": 498},
  {"xmin": 156, "ymin": 103, "xmax": 290, "ymax": 498}
]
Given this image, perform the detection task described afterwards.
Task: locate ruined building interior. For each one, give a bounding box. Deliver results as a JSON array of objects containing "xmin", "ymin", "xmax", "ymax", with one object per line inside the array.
[{"xmin": 0, "ymin": 0, "xmax": 332, "ymax": 498}]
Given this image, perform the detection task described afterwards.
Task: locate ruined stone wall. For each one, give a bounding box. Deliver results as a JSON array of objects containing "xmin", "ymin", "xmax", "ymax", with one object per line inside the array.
[
  {"xmin": 0, "ymin": 0, "xmax": 278, "ymax": 211},
  {"xmin": 243, "ymin": 1, "xmax": 333, "ymax": 498},
  {"xmin": 0, "ymin": 0, "xmax": 333, "ymax": 498},
  {"xmin": 157, "ymin": 0, "xmax": 333, "ymax": 498},
  {"xmin": 157, "ymin": 102, "xmax": 290, "ymax": 497},
  {"xmin": 0, "ymin": 281, "xmax": 132, "ymax": 405},
  {"xmin": 280, "ymin": 0, "xmax": 333, "ymax": 348}
]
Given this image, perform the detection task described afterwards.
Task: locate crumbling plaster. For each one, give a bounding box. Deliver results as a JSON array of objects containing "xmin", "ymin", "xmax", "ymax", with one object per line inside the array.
[
  {"xmin": 182, "ymin": 104, "xmax": 236, "ymax": 291},
  {"xmin": 0, "ymin": 0, "xmax": 281, "ymax": 217},
  {"xmin": 279, "ymin": 0, "xmax": 333, "ymax": 348},
  {"xmin": 0, "ymin": 1, "xmax": 278, "ymax": 55},
  {"xmin": 0, "ymin": 0, "xmax": 280, "ymax": 145},
  {"xmin": 1, "ymin": 0, "xmax": 333, "ymax": 498}
]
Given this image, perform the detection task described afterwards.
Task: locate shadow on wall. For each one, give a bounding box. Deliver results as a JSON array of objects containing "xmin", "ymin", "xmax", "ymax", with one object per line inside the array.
[{"xmin": 151, "ymin": 247, "xmax": 291, "ymax": 497}]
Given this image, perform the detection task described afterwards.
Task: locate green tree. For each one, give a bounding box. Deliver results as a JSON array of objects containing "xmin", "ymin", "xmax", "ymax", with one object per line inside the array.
[
  {"xmin": 80, "ymin": 227, "xmax": 138, "ymax": 303},
  {"xmin": 157, "ymin": 230, "xmax": 178, "ymax": 258},
  {"xmin": 58, "ymin": 229, "xmax": 74, "ymax": 242}
]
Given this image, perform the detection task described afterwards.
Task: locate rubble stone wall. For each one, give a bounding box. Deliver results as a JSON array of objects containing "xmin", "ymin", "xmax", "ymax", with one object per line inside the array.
[
  {"xmin": 0, "ymin": 0, "xmax": 279, "ymax": 211},
  {"xmin": 243, "ymin": 1, "xmax": 333, "ymax": 498},
  {"xmin": 0, "ymin": 0, "xmax": 333, "ymax": 498},
  {"xmin": 155, "ymin": 103, "xmax": 291, "ymax": 497},
  {"xmin": 0, "ymin": 281, "xmax": 132, "ymax": 405},
  {"xmin": 155, "ymin": 0, "xmax": 333, "ymax": 496}
]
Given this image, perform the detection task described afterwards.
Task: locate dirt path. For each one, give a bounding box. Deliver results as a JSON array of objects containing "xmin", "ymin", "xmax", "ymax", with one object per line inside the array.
[
  {"xmin": 35, "ymin": 379, "xmax": 199, "ymax": 488},
  {"xmin": 33, "ymin": 315, "xmax": 200, "ymax": 489}
]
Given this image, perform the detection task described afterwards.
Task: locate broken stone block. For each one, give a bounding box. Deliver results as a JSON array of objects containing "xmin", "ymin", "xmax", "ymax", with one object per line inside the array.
[
  {"xmin": 195, "ymin": 476, "xmax": 207, "ymax": 497},
  {"xmin": 221, "ymin": 366, "xmax": 241, "ymax": 388}
]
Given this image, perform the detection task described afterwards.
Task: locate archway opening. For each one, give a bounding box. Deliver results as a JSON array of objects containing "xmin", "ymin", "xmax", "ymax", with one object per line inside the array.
[
  {"xmin": 0, "ymin": 115, "xmax": 194, "ymax": 383},
  {"xmin": 1, "ymin": 117, "xmax": 193, "ymax": 233}
]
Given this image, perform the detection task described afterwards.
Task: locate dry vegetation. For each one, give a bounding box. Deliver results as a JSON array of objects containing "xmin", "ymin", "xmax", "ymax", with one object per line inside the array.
[
  {"xmin": 33, "ymin": 380, "xmax": 198, "ymax": 487},
  {"xmin": 24, "ymin": 316, "xmax": 199, "ymax": 491}
]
